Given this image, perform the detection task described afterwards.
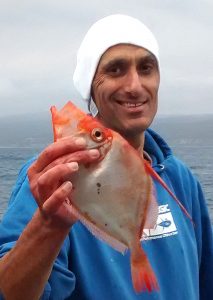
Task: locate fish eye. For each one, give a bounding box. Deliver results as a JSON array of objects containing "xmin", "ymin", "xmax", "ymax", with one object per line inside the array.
[{"xmin": 91, "ymin": 128, "xmax": 105, "ymax": 142}]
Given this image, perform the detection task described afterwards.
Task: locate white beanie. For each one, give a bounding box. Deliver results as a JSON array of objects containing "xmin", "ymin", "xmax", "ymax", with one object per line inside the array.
[{"xmin": 73, "ymin": 14, "xmax": 159, "ymax": 102}]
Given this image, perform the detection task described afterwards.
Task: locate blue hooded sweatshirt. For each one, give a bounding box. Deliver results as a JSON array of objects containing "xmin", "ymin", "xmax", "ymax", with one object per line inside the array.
[{"xmin": 0, "ymin": 129, "xmax": 212, "ymax": 300}]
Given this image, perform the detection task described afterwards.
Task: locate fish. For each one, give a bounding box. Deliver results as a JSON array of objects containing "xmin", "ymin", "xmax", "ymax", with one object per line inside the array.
[{"xmin": 50, "ymin": 101, "xmax": 193, "ymax": 293}]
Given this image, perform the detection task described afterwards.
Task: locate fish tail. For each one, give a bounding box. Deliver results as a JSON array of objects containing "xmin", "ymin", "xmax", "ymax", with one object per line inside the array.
[
  {"xmin": 144, "ymin": 160, "xmax": 194, "ymax": 225},
  {"xmin": 130, "ymin": 245, "xmax": 159, "ymax": 293}
]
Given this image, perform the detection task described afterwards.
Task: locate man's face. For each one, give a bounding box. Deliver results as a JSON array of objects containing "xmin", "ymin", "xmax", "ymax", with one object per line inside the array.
[{"xmin": 92, "ymin": 44, "xmax": 160, "ymax": 137}]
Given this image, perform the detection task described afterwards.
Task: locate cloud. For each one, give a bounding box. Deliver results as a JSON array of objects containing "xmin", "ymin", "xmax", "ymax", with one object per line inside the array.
[{"xmin": 0, "ymin": 0, "xmax": 212, "ymax": 116}]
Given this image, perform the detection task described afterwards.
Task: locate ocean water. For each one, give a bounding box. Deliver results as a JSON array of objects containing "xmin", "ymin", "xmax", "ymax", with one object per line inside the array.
[{"xmin": 0, "ymin": 113, "xmax": 212, "ymax": 222}]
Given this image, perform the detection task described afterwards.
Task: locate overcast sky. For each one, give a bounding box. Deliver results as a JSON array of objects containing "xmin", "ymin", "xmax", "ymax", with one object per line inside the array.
[{"xmin": 0, "ymin": 0, "xmax": 213, "ymax": 117}]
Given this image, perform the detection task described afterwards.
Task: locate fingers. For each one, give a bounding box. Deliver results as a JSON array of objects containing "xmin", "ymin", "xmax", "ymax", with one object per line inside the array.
[
  {"xmin": 31, "ymin": 137, "xmax": 87, "ymax": 173},
  {"xmin": 35, "ymin": 148, "xmax": 100, "ymax": 199},
  {"xmin": 42, "ymin": 182, "xmax": 78, "ymax": 226},
  {"xmin": 27, "ymin": 136, "xmax": 101, "ymax": 226},
  {"xmin": 46, "ymin": 148, "xmax": 100, "ymax": 171},
  {"xmin": 36, "ymin": 162, "xmax": 79, "ymax": 201},
  {"xmin": 28, "ymin": 147, "xmax": 100, "ymax": 182},
  {"xmin": 28, "ymin": 149, "xmax": 100, "ymax": 207},
  {"xmin": 42, "ymin": 181, "xmax": 73, "ymax": 216}
]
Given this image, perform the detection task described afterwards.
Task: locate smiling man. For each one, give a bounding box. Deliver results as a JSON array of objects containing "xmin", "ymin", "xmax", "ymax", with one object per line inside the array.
[
  {"xmin": 91, "ymin": 44, "xmax": 159, "ymax": 147},
  {"xmin": 0, "ymin": 14, "xmax": 213, "ymax": 300}
]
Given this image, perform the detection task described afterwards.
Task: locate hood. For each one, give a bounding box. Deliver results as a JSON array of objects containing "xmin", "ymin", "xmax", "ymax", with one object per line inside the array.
[{"xmin": 144, "ymin": 128, "xmax": 173, "ymax": 173}]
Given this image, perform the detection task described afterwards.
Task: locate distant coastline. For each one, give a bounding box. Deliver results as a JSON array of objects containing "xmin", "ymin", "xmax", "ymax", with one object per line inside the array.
[
  {"xmin": 1, "ymin": 112, "xmax": 213, "ymax": 147},
  {"xmin": 0, "ymin": 114, "xmax": 212, "ymax": 222}
]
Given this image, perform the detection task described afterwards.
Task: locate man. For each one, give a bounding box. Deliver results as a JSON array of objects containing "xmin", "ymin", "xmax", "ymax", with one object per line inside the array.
[{"xmin": 0, "ymin": 14, "xmax": 212, "ymax": 300}]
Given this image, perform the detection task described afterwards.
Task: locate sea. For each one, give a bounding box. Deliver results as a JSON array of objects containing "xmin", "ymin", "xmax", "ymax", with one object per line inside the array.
[{"xmin": 0, "ymin": 113, "xmax": 212, "ymax": 223}]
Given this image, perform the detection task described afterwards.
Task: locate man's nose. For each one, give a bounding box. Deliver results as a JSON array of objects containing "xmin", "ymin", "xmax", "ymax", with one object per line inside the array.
[{"xmin": 124, "ymin": 69, "xmax": 143, "ymax": 96}]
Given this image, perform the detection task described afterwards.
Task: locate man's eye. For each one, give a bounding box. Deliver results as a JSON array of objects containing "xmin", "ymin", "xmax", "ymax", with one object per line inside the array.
[
  {"xmin": 140, "ymin": 64, "xmax": 153, "ymax": 74},
  {"xmin": 107, "ymin": 66, "xmax": 122, "ymax": 75},
  {"xmin": 104, "ymin": 63, "xmax": 126, "ymax": 76}
]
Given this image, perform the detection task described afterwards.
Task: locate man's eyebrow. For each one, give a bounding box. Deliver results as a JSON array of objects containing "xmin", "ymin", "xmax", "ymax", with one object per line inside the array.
[
  {"xmin": 102, "ymin": 58, "xmax": 126, "ymax": 70},
  {"xmin": 138, "ymin": 54, "xmax": 158, "ymax": 64},
  {"xmin": 102, "ymin": 54, "xmax": 158, "ymax": 69}
]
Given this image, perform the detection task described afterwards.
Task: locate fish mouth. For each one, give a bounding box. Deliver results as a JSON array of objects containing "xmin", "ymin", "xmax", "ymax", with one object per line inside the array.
[
  {"xmin": 88, "ymin": 138, "xmax": 112, "ymax": 160},
  {"xmin": 99, "ymin": 139, "xmax": 112, "ymax": 158}
]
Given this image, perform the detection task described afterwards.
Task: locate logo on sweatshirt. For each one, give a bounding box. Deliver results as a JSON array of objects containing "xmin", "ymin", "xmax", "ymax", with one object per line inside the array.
[{"xmin": 141, "ymin": 204, "xmax": 178, "ymax": 241}]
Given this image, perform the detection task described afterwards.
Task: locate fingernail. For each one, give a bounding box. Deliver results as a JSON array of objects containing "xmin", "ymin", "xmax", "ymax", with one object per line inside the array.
[
  {"xmin": 68, "ymin": 162, "xmax": 79, "ymax": 171},
  {"xmin": 63, "ymin": 181, "xmax": 72, "ymax": 192},
  {"xmin": 89, "ymin": 149, "xmax": 100, "ymax": 158},
  {"xmin": 75, "ymin": 137, "xmax": 86, "ymax": 147}
]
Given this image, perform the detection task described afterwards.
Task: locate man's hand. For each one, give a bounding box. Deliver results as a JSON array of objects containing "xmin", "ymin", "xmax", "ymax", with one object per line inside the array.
[
  {"xmin": 0, "ymin": 136, "xmax": 100, "ymax": 300},
  {"xmin": 28, "ymin": 136, "xmax": 100, "ymax": 228}
]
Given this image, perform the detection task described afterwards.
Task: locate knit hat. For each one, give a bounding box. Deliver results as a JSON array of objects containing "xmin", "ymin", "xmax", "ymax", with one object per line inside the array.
[{"xmin": 73, "ymin": 14, "xmax": 159, "ymax": 102}]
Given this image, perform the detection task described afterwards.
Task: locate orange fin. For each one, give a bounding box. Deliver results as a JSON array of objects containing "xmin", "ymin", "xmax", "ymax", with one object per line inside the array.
[
  {"xmin": 144, "ymin": 160, "xmax": 194, "ymax": 225},
  {"xmin": 50, "ymin": 105, "xmax": 58, "ymax": 142},
  {"xmin": 143, "ymin": 187, "xmax": 159, "ymax": 229},
  {"xmin": 50, "ymin": 101, "xmax": 86, "ymax": 141},
  {"xmin": 131, "ymin": 248, "xmax": 159, "ymax": 293}
]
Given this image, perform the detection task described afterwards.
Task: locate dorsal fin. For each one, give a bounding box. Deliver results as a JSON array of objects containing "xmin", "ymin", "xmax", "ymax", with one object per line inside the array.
[{"xmin": 50, "ymin": 101, "xmax": 86, "ymax": 141}]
